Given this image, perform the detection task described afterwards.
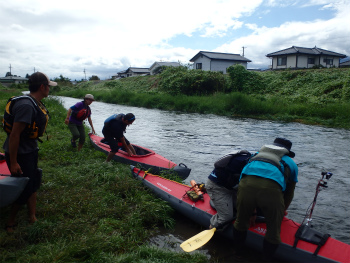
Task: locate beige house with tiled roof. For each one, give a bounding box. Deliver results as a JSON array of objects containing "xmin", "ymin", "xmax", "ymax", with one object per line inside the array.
[{"xmin": 266, "ymin": 46, "xmax": 346, "ymax": 70}]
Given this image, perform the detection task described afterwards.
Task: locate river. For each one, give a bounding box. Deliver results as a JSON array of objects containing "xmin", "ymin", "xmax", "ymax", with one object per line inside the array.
[{"xmin": 58, "ymin": 96, "xmax": 350, "ymax": 261}]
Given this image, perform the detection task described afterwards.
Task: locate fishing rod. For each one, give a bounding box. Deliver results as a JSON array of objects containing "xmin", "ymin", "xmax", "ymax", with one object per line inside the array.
[
  {"xmin": 293, "ymin": 171, "xmax": 333, "ymax": 255},
  {"xmin": 302, "ymin": 171, "xmax": 333, "ymax": 227}
]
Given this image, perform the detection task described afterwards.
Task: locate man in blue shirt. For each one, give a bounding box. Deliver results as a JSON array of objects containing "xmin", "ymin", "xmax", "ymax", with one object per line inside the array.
[
  {"xmin": 233, "ymin": 138, "xmax": 298, "ymax": 261},
  {"xmin": 102, "ymin": 113, "xmax": 136, "ymax": 162}
]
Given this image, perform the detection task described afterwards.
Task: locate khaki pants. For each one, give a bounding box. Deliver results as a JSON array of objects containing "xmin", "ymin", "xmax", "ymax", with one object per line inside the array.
[
  {"xmin": 206, "ymin": 179, "xmax": 237, "ymax": 228},
  {"xmin": 68, "ymin": 123, "xmax": 85, "ymax": 144},
  {"xmin": 234, "ymin": 175, "xmax": 285, "ymax": 244}
]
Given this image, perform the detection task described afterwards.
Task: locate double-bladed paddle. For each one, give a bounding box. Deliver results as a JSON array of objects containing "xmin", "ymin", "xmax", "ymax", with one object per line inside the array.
[{"xmin": 180, "ymin": 227, "xmax": 217, "ymax": 252}]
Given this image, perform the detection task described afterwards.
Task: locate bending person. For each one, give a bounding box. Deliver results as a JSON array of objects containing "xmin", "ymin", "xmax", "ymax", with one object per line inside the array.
[
  {"xmin": 233, "ymin": 138, "xmax": 298, "ymax": 261},
  {"xmin": 102, "ymin": 113, "xmax": 136, "ymax": 162}
]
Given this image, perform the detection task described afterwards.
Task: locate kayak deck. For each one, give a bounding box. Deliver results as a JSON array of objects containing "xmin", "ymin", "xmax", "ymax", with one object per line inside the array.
[{"xmin": 90, "ymin": 133, "xmax": 191, "ymax": 179}]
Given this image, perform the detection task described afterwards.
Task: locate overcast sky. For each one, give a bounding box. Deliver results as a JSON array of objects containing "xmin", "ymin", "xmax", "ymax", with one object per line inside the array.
[{"xmin": 1, "ymin": 0, "xmax": 349, "ymax": 80}]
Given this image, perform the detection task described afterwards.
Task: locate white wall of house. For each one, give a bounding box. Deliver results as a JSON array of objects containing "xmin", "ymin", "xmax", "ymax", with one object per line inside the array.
[
  {"xmin": 193, "ymin": 56, "xmax": 211, "ymax": 71},
  {"xmin": 271, "ymin": 54, "xmax": 342, "ymax": 69},
  {"xmin": 193, "ymin": 57, "xmax": 248, "ymax": 73},
  {"xmin": 297, "ymin": 56, "xmax": 308, "ymax": 68},
  {"xmin": 319, "ymin": 56, "xmax": 340, "ymax": 67},
  {"xmin": 211, "ymin": 60, "xmax": 247, "ymax": 73}
]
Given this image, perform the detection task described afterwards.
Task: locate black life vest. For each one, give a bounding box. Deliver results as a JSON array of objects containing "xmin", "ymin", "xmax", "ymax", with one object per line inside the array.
[
  {"xmin": 2, "ymin": 95, "xmax": 49, "ymax": 141},
  {"xmin": 209, "ymin": 150, "xmax": 252, "ymax": 189}
]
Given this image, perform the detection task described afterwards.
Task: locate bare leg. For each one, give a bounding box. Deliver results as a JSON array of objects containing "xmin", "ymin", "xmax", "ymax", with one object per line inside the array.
[
  {"xmin": 106, "ymin": 152, "xmax": 116, "ymax": 162},
  {"xmin": 78, "ymin": 143, "xmax": 84, "ymax": 151},
  {"xmin": 27, "ymin": 192, "xmax": 38, "ymax": 224},
  {"xmin": 6, "ymin": 203, "xmax": 21, "ymax": 233}
]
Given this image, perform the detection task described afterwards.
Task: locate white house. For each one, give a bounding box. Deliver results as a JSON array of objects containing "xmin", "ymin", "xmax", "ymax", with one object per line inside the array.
[
  {"xmin": 0, "ymin": 75, "xmax": 28, "ymax": 86},
  {"xmin": 149, "ymin": 62, "xmax": 181, "ymax": 75},
  {"xmin": 266, "ymin": 46, "xmax": 347, "ymax": 70},
  {"xmin": 114, "ymin": 67, "xmax": 150, "ymax": 78},
  {"xmin": 189, "ymin": 51, "xmax": 251, "ymax": 74}
]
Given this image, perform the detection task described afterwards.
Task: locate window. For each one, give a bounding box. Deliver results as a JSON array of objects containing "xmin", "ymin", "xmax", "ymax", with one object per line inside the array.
[
  {"xmin": 323, "ymin": 58, "xmax": 333, "ymax": 65},
  {"xmin": 196, "ymin": 63, "xmax": 202, "ymax": 69},
  {"xmin": 277, "ymin": 57, "xmax": 287, "ymax": 66},
  {"xmin": 308, "ymin": 58, "xmax": 315, "ymax": 64}
]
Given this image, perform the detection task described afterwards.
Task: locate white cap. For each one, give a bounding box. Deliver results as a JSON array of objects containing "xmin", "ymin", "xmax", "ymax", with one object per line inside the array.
[
  {"xmin": 84, "ymin": 94, "xmax": 95, "ymax": 100},
  {"xmin": 42, "ymin": 73, "xmax": 57, "ymax": 86}
]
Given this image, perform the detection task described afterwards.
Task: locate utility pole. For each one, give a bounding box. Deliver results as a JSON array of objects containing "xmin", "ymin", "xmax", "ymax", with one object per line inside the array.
[
  {"xmin": 9, "ymin": 64, "xmax": 12, "ymax": 75},
  {"xmin": 84, "ymin": 68, "xmax": 87, "ymax": 81},
  {"xmin": 242, "ymin": 46, "xmax": 247, "ymax": 57},
  {"xmin": 34, "ymin": 67, "xmax": 36, "ymax": 73}
]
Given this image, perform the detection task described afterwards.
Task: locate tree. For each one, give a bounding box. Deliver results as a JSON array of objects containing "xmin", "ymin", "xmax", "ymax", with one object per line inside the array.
[
  {"xmin": 54, "ymin": 74, "xmax": 71, "ymax": 82},
  {"xmin": 227, "ymin": 64, "xmax": 249, "ymax": 92},
  {"xmin": 89, "ymin": 75, "xmax": 100, "ymax": 81}
]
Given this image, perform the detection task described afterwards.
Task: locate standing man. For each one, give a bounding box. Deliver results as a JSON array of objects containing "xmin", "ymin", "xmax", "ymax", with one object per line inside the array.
[
  {"xmin": 102, "ymin": 113, "xmax": 136, "ymax": 162},
  {"xmin": 2, "ymin": 72, "xmax": 57, "ymax": 233},
  {"xmin": 233, "ymin": 138, "xmax": 298, "ymax": 261},
  {"xmin": 64, "ymin": 94, "xmax": 96, "ymax": 151}
]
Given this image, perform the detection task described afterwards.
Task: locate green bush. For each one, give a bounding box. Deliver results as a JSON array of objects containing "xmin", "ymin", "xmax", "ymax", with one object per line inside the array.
[
  {"xmin": 227, "ymin": 65, "xmax": 266, "ymax": 93},
  {"xmin": 159, "ymin": 66, "xmax": 228, "ymax": 95}
]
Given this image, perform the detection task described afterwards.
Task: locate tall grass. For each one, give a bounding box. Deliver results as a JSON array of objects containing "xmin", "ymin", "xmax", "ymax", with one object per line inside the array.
[
  {"xmin": 0, "ymin": 91, "xmax": 207, "ymax": 263},
  {"xmin": 56, "ymin": 86, "xmax": 350, "ymax": 128}
]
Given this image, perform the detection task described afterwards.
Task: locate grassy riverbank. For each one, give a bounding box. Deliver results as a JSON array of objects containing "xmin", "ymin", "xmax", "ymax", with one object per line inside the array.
[
  {"xmin": 0, "ymin": 91, "xmax": 207, "ymax": 263},
  {"xmin": 52, "ymin": 67, "xmax": 350, "ymax": 129}
]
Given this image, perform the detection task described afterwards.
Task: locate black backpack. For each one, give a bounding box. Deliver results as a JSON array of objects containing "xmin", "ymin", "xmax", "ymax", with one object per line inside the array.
[{"xmin": 213, "ymin": 150, "xmax": 252, "ymax": 189}]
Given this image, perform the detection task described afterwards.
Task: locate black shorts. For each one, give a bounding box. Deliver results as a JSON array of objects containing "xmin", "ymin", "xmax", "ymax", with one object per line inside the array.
[
  {"xmin": 6, "ymin": 149, "xmax": 41, "ymax": 205},
  {"xmin": 102, "ymin": 128, "xmax": 130, "ymax": 153}
]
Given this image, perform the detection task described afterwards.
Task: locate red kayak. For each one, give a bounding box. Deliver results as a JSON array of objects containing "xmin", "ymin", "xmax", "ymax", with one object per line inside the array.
[
  {"xmin": 130, "ymin": 165, "xmax": 350, "ymax": 263},
  {"xmin": 89, "ymin": 133, "xmax": 191, "ymax": 179},
  {"xmin": 0, "ymin": 153, "xmax": 29, "ymax": 208}
]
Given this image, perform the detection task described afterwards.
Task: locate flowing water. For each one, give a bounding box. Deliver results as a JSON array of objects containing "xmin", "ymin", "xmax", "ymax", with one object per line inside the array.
[{"xmin": 58, "ymin": 96, "xmax": 350, "ymax": 260}]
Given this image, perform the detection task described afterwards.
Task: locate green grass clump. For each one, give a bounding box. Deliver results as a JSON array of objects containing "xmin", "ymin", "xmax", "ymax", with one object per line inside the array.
[{"xmin": 0, "ymin": 91, "xmax": 207, "ymax": 263}]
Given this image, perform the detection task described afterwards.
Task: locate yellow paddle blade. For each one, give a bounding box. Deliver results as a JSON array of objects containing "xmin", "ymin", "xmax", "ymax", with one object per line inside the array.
[{"xmin": 180, "ymin": 228, "xmax": 216, "ymax": 252}]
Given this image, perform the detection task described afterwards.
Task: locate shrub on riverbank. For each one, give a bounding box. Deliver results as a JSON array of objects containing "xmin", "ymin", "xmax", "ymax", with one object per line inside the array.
[{"xmin": 0, "ymin": 92, "xmax": 207, "ymax": 263}]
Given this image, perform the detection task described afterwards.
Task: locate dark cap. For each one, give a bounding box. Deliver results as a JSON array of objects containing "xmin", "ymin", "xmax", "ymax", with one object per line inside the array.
[
  {"xmin": 124, "ymin": 113, "xmax": 135, "ymax": 122},
  {"xmin": 273, "ymin": 138, "xmax": 295, "ymax": 158}
]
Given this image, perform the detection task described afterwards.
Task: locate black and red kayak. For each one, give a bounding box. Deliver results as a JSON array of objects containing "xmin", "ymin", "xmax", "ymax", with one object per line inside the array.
[
  {"xmin": 0, "ymin": 153, "xmax": 29, "ymax": 208},
  {"xmin": 130, "ymin": 165, "xmax": 350, "ymax": 263},
  {"xmin": 89, "ymin": 133, "xmax": 191, "ymax": 179}
]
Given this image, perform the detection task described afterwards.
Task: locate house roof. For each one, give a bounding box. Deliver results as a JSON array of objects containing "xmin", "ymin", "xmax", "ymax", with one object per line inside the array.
[
  {"xmin": 190, "ymin": 51, "xmax": 251, "ymax": 62},
  {"xmin": 266, "ymin": 46, "xmax": 347, "ymax": 58},
  {"xmin": 125, "ymin": 67, "xmax": 150, "ymax": 74},
  {"xmin": 150, "ymin": 62, "xmax": 181, "ymax": 69}
]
